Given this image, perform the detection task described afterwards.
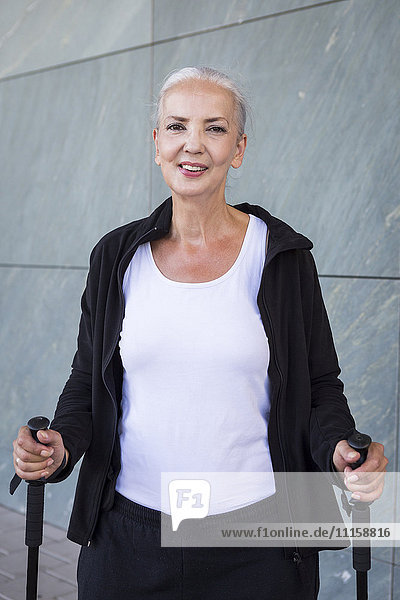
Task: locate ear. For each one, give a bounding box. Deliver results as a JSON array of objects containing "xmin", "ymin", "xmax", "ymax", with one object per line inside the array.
[
  {"xmin": 153, "ymin": 128, "xmax": 161, "ymax": 165},
  {"xmin": 231, "ymin": 134, "xmax": 247, "ymax": 169}
]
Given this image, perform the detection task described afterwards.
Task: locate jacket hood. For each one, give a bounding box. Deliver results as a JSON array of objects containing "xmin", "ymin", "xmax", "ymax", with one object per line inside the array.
[{"xmin": 232, "ymin": 202, "xmax": 313, "ymax": 264}]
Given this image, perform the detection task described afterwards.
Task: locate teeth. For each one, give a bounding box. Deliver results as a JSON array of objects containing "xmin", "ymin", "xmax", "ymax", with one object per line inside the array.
[{"xmin": 181, "ymin": 164, "xmax": 207, "ymax": 172}]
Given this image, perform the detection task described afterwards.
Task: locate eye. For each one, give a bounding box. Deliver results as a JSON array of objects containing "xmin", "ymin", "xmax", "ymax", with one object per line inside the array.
[
  {"xmin": 207, "ymin": 126, "xmax": 227, "ymax": 133},
  {"xmin": 166, "ymin": 123, "xmax": 185, "ymax": 131}
]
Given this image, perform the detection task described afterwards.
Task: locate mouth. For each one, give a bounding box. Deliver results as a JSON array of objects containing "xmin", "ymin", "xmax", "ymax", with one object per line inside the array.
[{"xmin": 178, "ymin": 162, "xmax": 208, "ymax": 177}]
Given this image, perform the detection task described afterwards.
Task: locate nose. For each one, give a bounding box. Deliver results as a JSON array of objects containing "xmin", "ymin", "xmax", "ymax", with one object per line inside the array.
[{"xmin": 183, "ymin": 127, "xmax": 204, "ymax": 154}]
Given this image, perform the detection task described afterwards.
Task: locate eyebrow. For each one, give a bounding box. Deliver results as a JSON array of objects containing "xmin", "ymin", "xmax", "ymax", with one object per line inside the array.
[{"xmin": 165, "ymin": 116, "xmax": 229, "ymax": 124}]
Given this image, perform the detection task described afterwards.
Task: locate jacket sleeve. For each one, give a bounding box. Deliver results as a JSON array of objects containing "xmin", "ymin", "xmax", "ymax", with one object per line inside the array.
[
  {"xmin": 305, "ymin": 252, "xmax": 355, "ymax": 474},
  {"xmin": 48, "ymin": 245, "xmax": 100, "ymax": 483}
]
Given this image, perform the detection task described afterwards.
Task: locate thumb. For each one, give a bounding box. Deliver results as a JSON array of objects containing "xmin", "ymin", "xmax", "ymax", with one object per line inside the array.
[
  {"xmin": 37, "ymin": 428, "xmax": 66, "ymax": 473},
  {"xmin": 337, "ymin": 440, "xmax": 360, "ymax": 465},
  {"xmin": 333, "ymin": 440, "xmax": 360, "ymax": 472},
  {"xmin": 37, "ymin": 428, "xmax": 64, "ymax": 452}
]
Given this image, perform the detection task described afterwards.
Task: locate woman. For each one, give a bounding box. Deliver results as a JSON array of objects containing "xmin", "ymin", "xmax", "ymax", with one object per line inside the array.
[{"xmin": 13, "ymin": 67, "xmax": 387, "ymax": 599}]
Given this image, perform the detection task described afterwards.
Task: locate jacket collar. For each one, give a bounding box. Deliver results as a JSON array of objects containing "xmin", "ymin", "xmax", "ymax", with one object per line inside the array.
[{"xmin": 232, "ymin": 202, "xmax": 313, "ymax": 264}]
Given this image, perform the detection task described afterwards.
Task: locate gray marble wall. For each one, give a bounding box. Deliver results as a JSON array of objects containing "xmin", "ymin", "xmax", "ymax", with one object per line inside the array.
[{"xmin": 1, "ymin": 1, "xmax": 398, "ymax": 597}]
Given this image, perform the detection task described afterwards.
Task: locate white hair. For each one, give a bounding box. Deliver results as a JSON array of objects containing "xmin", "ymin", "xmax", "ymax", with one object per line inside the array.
[{"xmin": 154, "ymin": 66, "xmax": 249, "ymax": 137}]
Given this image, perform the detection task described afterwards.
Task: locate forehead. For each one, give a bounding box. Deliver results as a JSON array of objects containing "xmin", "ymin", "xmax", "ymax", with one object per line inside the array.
[{"xmin": 161, "ymin": 81, "xmax": 235, "ymax": 120}]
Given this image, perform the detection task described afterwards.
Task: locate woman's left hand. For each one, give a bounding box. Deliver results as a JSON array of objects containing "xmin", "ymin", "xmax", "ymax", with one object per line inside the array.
[{"xmin": 333, "ymin": 440, "xmax": 388, "ymax": 502}]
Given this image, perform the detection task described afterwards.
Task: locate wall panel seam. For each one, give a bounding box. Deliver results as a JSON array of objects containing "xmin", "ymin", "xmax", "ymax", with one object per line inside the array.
[
  {"xmin": 0, "ymin": 263, "xmax": 398, "ymax": 281},
  {"xmin": 0, "ymin": 263, "xmax": 88, "ymax": 271},
  {"xmin": 318, "ymin": 275, "xmax": 400, "ymax": 281},
  {"xmin": 0, "ymin": 0, "xmax": 348, "ymax": 84}
]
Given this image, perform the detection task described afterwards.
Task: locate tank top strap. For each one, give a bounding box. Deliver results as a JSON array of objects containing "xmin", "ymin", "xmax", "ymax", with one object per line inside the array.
[{"xmin": 234, "ymin": 214, "xmax": 268, "ymax": 296}]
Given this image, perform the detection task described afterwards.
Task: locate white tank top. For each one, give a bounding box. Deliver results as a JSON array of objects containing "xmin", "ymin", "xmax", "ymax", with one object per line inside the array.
[{"xmin": 116, "ymin": 214, "xmax": 275, "ymax": 514}]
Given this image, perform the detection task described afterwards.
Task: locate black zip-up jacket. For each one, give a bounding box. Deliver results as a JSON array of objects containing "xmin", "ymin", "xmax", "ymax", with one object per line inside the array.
[{"xmin": 50, "ymin": 198, "xmax": 355, "ymax": 558}]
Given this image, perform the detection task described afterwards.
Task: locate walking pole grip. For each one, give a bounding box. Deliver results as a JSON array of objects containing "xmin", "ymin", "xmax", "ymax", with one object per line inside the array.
[
  {"xmin": 347, "ymin": 430, "xmax": 371, "ymax": 470},
  {"xmin": 27, "ymin": 416, "xmax": 50, "ymax": 444},
  {"xmin": 25, "ymin": 483, "xmax": 45, "ymax": 547}
]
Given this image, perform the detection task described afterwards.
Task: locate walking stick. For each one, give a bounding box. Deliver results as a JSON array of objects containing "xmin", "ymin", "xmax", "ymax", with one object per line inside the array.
[
  {"xmin": 347, "ymin": 430, "xmax": 372, "ymax": 600},
  {"xmin": 10, "ymin": 416, "xmax": 50, "ymax": 600}
]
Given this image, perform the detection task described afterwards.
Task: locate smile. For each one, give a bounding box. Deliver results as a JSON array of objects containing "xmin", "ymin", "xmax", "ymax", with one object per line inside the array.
[
  {"xmin": 179, "ymin": 163, "xmax": 208, "ymax": 172},
  {"xmin": 178, "ymin": 163, "xmax": 208, "ymax": 177}
]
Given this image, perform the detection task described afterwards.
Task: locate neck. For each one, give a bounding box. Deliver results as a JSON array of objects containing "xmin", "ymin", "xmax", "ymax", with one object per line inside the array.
[{"xmin": 170, "ymin": 194, "xmax": 236, "ymax": 246}]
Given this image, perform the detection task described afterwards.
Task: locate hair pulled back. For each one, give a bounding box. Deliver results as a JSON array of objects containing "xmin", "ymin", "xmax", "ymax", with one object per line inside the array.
[{"xmin": 155, "ymin": 66, "xmax": 249, "ymax": 137}]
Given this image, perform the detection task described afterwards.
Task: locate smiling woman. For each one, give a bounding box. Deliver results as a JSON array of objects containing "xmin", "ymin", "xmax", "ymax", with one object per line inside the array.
[
  {"xmin": 12, "ymin": 66, "xmax": 388, "ymax": 600},
  {"xmin": 150, "ymin": 75, "xmax": 250, "ymax": 283},
  {"xmin": 153, "ymin": 78, "xmax": 246, "ymax": 205}
]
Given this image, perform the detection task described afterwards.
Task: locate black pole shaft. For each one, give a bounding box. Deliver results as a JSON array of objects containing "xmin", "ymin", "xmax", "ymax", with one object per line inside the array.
[
  {"xmin": 357, "ymin": 572, "xmax": 368, "ymax": 600},
  {"xmin": 26, "ymin": 547, "xmax": 39, "ymax": 600}
]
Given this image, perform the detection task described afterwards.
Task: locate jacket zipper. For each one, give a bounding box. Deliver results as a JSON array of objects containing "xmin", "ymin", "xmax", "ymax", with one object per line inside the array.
[
  {"xmin": 87, "ymin": 225, "xmax": 164, "ymax": 543},
  {"xmin": 261, "ymin": 264, "xmax": 301, "ymax": 563}
]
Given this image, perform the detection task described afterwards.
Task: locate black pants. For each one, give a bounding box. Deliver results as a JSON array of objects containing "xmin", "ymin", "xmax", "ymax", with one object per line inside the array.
[{"xmin": 78, "ymin": 493, "xmax": 320, "ymax": 599}]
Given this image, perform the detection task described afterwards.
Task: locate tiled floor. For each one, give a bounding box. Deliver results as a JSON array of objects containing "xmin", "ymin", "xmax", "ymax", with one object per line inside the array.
[{"xmin": 0, "ymin": 504, "xmax": 79, "ymax": 600}]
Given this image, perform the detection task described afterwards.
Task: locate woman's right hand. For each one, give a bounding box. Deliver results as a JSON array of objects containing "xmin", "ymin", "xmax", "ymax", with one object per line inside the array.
[{"xmin": 13, "ymin": 426, "xmax": 68, "ymax": 481}]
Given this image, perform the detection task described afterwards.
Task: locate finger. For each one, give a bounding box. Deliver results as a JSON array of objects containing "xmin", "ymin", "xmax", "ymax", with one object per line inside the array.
[
  {"xmin": 15, "ymin": 454, "xmax": 54, "ymax": 472},
  {"xmin": 348, "ymin": 451, "xmax": 388, "ymax": 479},
  {"xmin": 14, "ymin": 455, "xmax": 53, "ymax": 480},
  {"xmin": 15, "ymin": 426, "xmax": 52, "ymax": 456},
  {"xmin": 344, "ymin": 470, "xmax": 385, "ymax": 492},
  {"xmin": 14, "ymin": 436, "xmax": 54, "ymax": 461},
  {"xmin": 350, "ymin": 482, "xmax": 385, "ymax": 503},
  {"xmin": 13, "ymin": 440, "xmax": 54, "ymax": 464},
  {"xmin": 362, "ymin": 442, "xmax": 389, "ymax": 471}
]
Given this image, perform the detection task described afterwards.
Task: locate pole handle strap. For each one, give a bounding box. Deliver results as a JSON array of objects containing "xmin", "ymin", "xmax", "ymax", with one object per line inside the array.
[{"xmin": 9, "ymin": 473, "xmax": 22, "ymax": 495}]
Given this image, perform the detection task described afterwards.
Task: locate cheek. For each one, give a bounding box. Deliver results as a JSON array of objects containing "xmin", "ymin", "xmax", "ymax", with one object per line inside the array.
[
  {"xmin": 213, "ymin": 145, "xmax": 236, "ymax": 167},
  {"xmin": 157, "ymin": 132, "xmax": 182, "ymax": 161},
  {"xmin": 214, "ymin": 134, "xmax": 240, "ymax": 163},
  {"xmin": 159, "ymin": 143, "xmax": 177, "ymax": 164}
]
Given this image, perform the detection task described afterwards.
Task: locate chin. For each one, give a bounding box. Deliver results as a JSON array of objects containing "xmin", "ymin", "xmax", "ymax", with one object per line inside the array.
[{"xmin": 168, "ymin": 182, "xmax": 209, "ymax": 198}]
